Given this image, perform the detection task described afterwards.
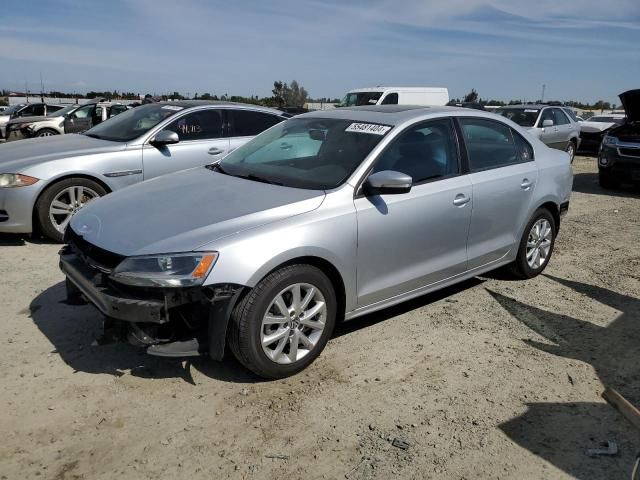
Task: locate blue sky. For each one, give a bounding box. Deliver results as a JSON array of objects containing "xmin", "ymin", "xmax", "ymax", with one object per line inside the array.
[{"xmin": 1, "ymin": 0, "xmax": 639, "ymax": 104}]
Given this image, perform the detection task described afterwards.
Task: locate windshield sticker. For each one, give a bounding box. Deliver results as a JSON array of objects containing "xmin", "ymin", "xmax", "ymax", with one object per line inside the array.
[
  {"xmin": 162, "ymin": 105, "xmax": 184, "ymax": 111},
  {"xmin": 345, "ymin": 123, "xmax": 392, "ymax": 135},
  {"xmin": 524, "ymin": 109, "xmax": 539, "ymax": 113}
]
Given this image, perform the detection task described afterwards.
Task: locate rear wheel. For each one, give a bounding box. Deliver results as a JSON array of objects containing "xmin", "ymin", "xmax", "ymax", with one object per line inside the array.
[
  {"xmin": 227, "ymin": 264, "xmax": 337, "ymax": 379},
  {"xmin": 35, "ymin": 177, "xmax": 106, "ymax": 242},
  {"xmin": 509, "ymin": 208, "xmax": 556, "ymax": 279},
  {"xmin": 566, "ymin": 139, "xmax": 576, "ymax": 163},
  {"xmin": 36, "ymin": 128, "xmax": 59, "ymax": 137}
]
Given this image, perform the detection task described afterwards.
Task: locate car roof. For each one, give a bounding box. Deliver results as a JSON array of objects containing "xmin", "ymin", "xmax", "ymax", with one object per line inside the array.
[
  {"xmin": 156, "ymin": 100, "xmax": 284, "ymax": 115},
  {"xmin": 297, "ymin": 105, "xmax": 470, "ymax": 126}
]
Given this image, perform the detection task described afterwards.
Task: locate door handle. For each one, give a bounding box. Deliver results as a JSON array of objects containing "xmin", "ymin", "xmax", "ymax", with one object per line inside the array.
[
  {"xmin": 521, "ymin": 178, "xmax": 533, "ymax": 189},
  {"xmin": 453, "ymin": 194, "xmax": 471, "ymax": 206},
  {"xmin": 208, "ymin": 147, "xmax": 224, "ymax": 155}
]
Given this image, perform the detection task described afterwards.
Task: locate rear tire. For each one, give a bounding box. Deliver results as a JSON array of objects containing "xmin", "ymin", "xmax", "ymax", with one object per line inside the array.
[
  {"xmin": 227, "ymin": 264, "xmax": 337, "ymax": 379},
  {"xmin": 35, "ymin": 177, "xmax": 106, "ymax": 242},
  {"xmin": 508, "ymin": 208, "xmax": 556, "ymax": 279},
  {"xmin": 566, "ymin": 139, "xmax": 576, "ymax": 163},
  {"xmin": 598, "ymin": 170, "xmax": 618, "ymax": 190},
  {"xmin": 36, "ymin": 128, "xmax": 59, "ymax": 137}
]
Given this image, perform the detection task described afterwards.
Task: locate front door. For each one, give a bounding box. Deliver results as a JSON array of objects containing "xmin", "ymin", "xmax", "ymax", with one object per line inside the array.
[
  {"xmin": 355, "ymin": 118, "xmax": 472, "ymax": 307},
  {"xmin": 458, "ymin": 117, "xmax": 539, "ymax": 269},
  {"xmin": 64, "ymin": 104, "xmax": 96, "ymax": 133},
  {"xmin": 534, "ymin": 108, "xmax": 564, "ymax": 149},
  {"xmin": 142, "ymin": 108, "xmax": 229, "ymax": 179}
]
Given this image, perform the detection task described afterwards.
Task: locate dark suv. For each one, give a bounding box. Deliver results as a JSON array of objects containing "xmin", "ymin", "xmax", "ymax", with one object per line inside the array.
[{"xmin": 598, "ymin": 90, "xmax": 640, "ymax": 189}]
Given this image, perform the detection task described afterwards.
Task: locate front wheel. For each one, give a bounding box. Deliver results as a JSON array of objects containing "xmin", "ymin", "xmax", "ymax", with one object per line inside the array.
[
  {"xmin": 227, "ymin": 264, "xmax": 337, "ymax": 379},
  {"xmin": 36, "ymin": 128, "xmax": 59, "ymax": 137},
  {"xmin": 35, "ymin": 178, "xmax": 106, "ymax": 242},
  {"xmin": 509, "ymin": 208, "xmax": 556, "ymax": 279}
]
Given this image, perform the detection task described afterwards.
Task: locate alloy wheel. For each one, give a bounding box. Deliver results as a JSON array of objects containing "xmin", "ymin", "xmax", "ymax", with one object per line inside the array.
[
  {"xmin": 48, "ymin": 185, "xmax": 100, "ymax": 234},
  {"xmin": 260, "ymin": 283, "xmax": 327, "ymax": 364},
  {"xmin": 526, "ymin": 219, "xmax": 552, "ymax": 269}
]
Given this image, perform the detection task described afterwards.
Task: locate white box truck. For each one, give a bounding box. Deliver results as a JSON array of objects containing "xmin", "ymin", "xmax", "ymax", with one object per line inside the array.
[{"xmin": 340, "ymin": 86, "xmax": 449, "ymax": 107}]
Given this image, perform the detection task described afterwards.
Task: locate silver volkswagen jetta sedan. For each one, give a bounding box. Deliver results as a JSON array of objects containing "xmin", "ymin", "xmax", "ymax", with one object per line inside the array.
[
  {"xmin": 60, "ymin": 105, "xmax": 573, "ymax": 378},
  {"xmin": 0, "ymin": 101, "xmax": 288, "ymax": 241}
]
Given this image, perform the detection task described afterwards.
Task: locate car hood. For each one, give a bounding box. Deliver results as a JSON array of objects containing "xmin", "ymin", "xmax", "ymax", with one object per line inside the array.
[
  {"xmin": 7, "ymin": 115, "xmax": 52, "ymax": 125},
  {"xmin": 619, "ymin": 89, "xmax": 640, "ymax": 122},
  {"xmin": 69, "ymin": 167, "xmax": 326, "ymax": 256},
  {"xmin": 579, "ymin": 121, "xmax": 615, "ymax": 133},
  {"xmin": 0, "ymin": 134, "xmax": 125, "ymax": 172}
]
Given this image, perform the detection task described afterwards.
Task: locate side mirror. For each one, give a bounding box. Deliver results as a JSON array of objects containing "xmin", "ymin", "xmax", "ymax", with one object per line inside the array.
[
  {"xmin": 542, "ymin": 119, "xmax": 554, "ymax": 127},
  {"xmin": 364, "ymin": 170, "xmax": 412, "ymax": 195},
  {"xmin": 150, "ymin": 130, "xmax": 179, "ymax": 146}
]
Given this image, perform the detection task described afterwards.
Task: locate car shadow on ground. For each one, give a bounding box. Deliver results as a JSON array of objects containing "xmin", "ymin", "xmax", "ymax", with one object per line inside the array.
[
  {"xmin": 30, "ymin": 278, "xmax": 486, "ymax": 385},
  {"xmin": 0, "ymin": 232, "xmax": 57, "ymax": 246},
  {"xmin": 489, "ymin": 275, "xmax": 640, "ymax": 478},
  {"xmin": 572, "ymin": 171, "xmax": 640, "ymax": 198}
]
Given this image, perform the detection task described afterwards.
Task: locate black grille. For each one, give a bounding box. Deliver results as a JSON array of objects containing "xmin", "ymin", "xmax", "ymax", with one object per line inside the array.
[
  {"xmin": 619, "ymin": 148, "xmax": 640, "ymax": 158},
  {"xmin": 66, "ymin": 228, "xmax": 124, "ymax": 272}
]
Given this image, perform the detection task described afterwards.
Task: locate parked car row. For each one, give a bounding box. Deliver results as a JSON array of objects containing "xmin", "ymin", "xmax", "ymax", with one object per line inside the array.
[
  {"xmin": 49, "ymin": 105, "xmax": 574, "ymax": 378},
  {"xmin": 0, "ymin": 102, "xmax": 66, "ymax": 140}
]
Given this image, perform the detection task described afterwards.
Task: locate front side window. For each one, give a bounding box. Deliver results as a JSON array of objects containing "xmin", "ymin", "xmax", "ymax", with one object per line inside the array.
[
  {"xmin": 231, "ymin": 110, "xmax": 283, "ymax": 137},
  {"xmin": 563, "ymin": 108, "xmax": 580, "ymax": 122},
  {"xmin": 71, "ymin": 104, "xmax": 94, "ymax": 119},
  {"xmin": 84, "ymin": 104, "xmax": 183, "ymax": 142},
  {"xmin": 372, "ymin": 118, "xmax": 459, "ymax": 183},
  {"xmin": 162, "ymin": 109, "xmax": 223, "ymax": 141},
  {"xmin": 460, "ymin": 118, "xmax": 523, "ymax": 171},
  {"xmin": 538, "ymin": 108, "xmax": 554, "ymax": 126},
  {"xmin": 381, "ymin": 93, "xmax": 399, "ymax": 105},
  {"xmin": 217, "ymin": 117, "xmax": 390, "ymax": 189},
  {"xmin": 495, "ymin": 108, "xmax": 540, "ymax": 127}
]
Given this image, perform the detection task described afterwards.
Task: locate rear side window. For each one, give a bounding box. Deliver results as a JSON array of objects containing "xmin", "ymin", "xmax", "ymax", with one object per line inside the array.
[
  {"xmin": 162, "ymin": 109, "xmax": 224, "ymax": 141},
  {"xmin": 552, "ymin": 108, "xmax": 570, "ymax": 125},
  {"xmin": 381, "ymin": 93, "xmax": 398, "ymax": 105},
  {"xmin": 231, "ymin": 109, "xmax": 284, "ymax": 137},
  {"xmin": 460, "ymin": 118, "xmax": 527, "ymax": 171}
]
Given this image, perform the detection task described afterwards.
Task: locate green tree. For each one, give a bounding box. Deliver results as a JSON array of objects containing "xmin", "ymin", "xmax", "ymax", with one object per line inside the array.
[{"xmin": 463, "ymin": 89, "xmax": 478, "ymax": 103}]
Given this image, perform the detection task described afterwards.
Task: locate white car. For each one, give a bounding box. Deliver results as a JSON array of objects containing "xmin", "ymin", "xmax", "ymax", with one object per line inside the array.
[
  {"xmin": 341, "ymin": 86, "xmax": 449, "ymax": 107},
  {"xmin": 579, "ymin": 114, "xmax": 626, "ymax": 150}
]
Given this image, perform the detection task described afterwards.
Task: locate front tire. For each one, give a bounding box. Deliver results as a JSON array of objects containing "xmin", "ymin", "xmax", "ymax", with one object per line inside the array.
[
  {"xmin": 227, "ymin": 264, "xmax": 337, "ymax": 379},
  {"xmin": 36, "ymin": 128, "xmax": 59, "ymax": 137},
  {"xmin": 509, "ymin": 208, "xmax": 556, "ymax": 279},
  {"xmin": 35, "ymin": 177, "xmax": 106, "ymax": 242}
]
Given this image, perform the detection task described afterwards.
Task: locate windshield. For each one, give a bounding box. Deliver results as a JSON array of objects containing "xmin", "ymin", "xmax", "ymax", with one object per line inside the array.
[
  {"xmin": 217, "ymin": 117, "xmax": 391, "ymax": 190},
  {"xmin": 47, "ymin": 105, "xmax": 78, "ymax": 117},
  {"xmin": 341, "ymin": 92, "xmax": 383, "ymax": 107},
  {"xmin": 4, "ymin": 104, "xmax": 25, "ymax": 115},
  {"xmin": 83, "ymin": 104, "xmax": 182, "ymax": 142},
  {"xmin": 495, "ymin": 108, "xmax": 540, "ymax": 127}
]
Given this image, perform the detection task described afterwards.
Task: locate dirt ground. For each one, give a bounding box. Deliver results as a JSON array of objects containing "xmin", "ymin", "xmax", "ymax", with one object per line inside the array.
[{"xmin": 1, "ymin": 154, "xmax": 639, "ymax": 480}]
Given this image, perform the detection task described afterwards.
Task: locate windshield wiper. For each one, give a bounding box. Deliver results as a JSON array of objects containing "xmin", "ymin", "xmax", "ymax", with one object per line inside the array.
[{"xmin": 207, "ymin": 164, "xmax": 283, "ymax": 186}]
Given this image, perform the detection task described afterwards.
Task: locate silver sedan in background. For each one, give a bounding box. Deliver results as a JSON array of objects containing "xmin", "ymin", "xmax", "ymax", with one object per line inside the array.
[
  {"xmin": 0, "ymin": 101, "xmax": 288, "ymax": 241},
  {"xmin": 60, "ymin": 105, "xmax": 573, "ymax": 378}
]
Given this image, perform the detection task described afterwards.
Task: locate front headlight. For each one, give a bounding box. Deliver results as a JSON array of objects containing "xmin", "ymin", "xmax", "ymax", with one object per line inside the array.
[
  {"xmin": 110, "ymin": 252, "xmax": 218, "ymax": 287},
  {"xmin": 602, "ymin": 135, "xmax": 618, "ymax": 146},
  {"xmin": 0, "ymin": 173, "xmax": 39, "ymax": 188}
]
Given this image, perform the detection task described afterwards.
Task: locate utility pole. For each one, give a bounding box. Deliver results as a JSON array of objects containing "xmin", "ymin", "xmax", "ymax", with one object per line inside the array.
[
  {"xmin": 541, "ymin": 84, "xmax": 546, "ymax": 103},
  {"xmin": 25, "ymin": 80, "xmax": 29, "ymax": 103},
  {"xmin": 40, "ymin": 72, "xmax": 45, "ymax": 102}
]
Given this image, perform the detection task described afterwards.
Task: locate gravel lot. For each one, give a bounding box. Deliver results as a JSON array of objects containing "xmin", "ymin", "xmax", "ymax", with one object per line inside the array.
[{"xmin": 1, "ymin": 154, "xmax": 639, "ymax": 480}]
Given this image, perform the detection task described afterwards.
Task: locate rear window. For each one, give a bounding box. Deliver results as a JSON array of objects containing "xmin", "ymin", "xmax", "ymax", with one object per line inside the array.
[{"xmin": 341, "ymin": 92, "xmax": 383, "ymax": 107}]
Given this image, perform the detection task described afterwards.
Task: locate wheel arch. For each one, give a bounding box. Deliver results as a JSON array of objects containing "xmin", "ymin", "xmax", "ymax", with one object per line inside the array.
[
  {"xmin": 31, "ymin": 173, "xmax": 113, "ymax": 233},
  {"xmin": 536, "ymin": 200, "xmax": 561, "ymax": 232}
]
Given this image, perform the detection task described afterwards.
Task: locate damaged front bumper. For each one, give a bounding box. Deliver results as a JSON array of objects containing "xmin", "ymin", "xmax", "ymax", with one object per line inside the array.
[{"xmin": 59, "ymin": 246, "xmax": 243, "ymax": 359}]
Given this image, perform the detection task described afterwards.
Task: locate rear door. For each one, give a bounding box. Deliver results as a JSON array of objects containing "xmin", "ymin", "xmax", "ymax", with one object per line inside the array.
[
  {"xmin": 142, "ymin": 108, "xmax": 229, "ymax": 179},
  {"xmin": 227, "ymin": 109, "xmax": 286, "ymax": 153},
  {"xmin": 459, "ymin": 117, "xmax": 538, "ymax": 269}
]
